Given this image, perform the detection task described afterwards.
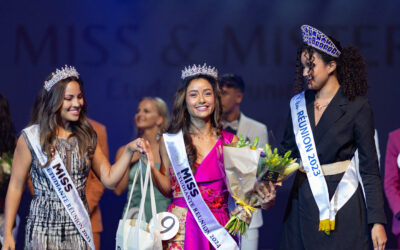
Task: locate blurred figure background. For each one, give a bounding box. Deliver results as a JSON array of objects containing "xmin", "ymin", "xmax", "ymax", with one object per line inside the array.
[
  {"xmin": 384, "ymin": 129, "xmax": 400, "ymax": 249},
  {"xmin": 114, "ymin": 97, "xmax": 171, "ymax": 222},
  {"xmin": 219, "ymin": 74, "xmax": 268, "ymax": 250},
  {"xmin": 0, "ymin": 93, "xmax": 18, "ymax": 247}
]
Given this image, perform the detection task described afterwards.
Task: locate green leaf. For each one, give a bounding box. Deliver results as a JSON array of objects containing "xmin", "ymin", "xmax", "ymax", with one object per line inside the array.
[{"xmin": 250, "ymin": 137, "xmax": 259, "ymax": 149}]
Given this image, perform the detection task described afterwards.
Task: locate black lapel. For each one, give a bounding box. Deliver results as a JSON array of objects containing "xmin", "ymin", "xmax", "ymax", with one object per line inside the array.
[
  {"xmin": 305, "ymin": 90, "xmax": 316, "ymax": 133},
  {"xmin": 313, "ymin": 87, "xmax": 348, "ymax": 144}
]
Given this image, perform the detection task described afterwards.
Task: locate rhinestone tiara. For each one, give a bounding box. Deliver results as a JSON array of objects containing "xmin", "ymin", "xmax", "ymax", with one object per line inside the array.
[
  {"xmin": 43, "ymin": 65, "xmax": 80, "ymax": 91},
  {"xmin": 181, "ymin": 63, "xmax": 218, "ymax": 80},
  {"xmin": 301, "ymin": 25, "xmax": 341, "ymax": 58}
]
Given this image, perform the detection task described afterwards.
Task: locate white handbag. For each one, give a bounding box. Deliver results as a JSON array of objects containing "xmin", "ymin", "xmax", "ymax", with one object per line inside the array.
[{"xmin": 116, "ymin": 155, "xmax": 162, "ymax": 250}]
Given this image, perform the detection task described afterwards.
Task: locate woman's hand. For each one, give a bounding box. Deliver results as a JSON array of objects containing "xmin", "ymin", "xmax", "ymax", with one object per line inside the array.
[
  {"xmin": 127, "ymin": 139, "xmax": 155, "ymax": 168},
  {"xmin": 2, "ymin": 234, "xmax": 15, "ymax": 250},
  {"xmin": 254, "ymin": 181, "xmax": 276, "ymax": 210},
  {"xmin": 125, "ymin": 138, "xmax": 145, "ymax": 155},
  {"xmin": 92, "ymin": 137, "xmax": 147, "ymax": 189},
  {"xmin": 143, "ymin": 140, "xmax": 156, "ymax": 170},
  {"xmin": 371, "ymin": 223, "xmax": 386, "ymax": 250}
]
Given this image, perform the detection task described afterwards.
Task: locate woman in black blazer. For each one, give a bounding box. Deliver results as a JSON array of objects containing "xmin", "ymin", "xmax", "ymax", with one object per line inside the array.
[{"xmin": 279, "ymin": 25, "xmax": 387, "ymax": 250}]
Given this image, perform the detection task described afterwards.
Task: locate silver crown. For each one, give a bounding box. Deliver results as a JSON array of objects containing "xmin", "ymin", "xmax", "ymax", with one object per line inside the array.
[
  {"xmin": 43, "ymin": 65, "xmax": 80, "ymax": 91},
  {"xmin": 301, "ymin": 25, "xmax": 341, "ymax": 58},
  {"xmin": 181, "ymin": 63, "xmax": 218, "ymax": 80}
]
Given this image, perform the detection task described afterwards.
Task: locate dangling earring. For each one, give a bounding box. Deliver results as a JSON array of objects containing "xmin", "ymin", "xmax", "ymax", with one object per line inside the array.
[{"xmin": 156, "ymin": 127, "xmax": 161, "ymax": 141}]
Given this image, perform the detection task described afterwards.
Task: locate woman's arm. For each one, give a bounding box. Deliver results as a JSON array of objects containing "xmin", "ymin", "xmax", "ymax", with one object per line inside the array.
[
  {"xmin": 113, "ymin": 146, "xmax": 139, "ymax": 195},
  {"xmin": 91, "ymin": 138, "xmax": 142, "ymax": 189},
  {"xmin": 143, "ymin": 138, "xmax": 172, "ymax": 198},
  {"xmin": 354, "ymin": 100, "xmax": 386, "ymax": 249},
  {"xmin": 2, "ymin": 135, "xmax": 32, "ymax": 250},
  {"xmin": 355, "ymin": 101, "xmax": 386, "ymax": 223}
]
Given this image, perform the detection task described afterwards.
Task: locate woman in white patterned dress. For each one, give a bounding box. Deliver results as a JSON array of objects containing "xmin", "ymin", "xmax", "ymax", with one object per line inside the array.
[{"xmin": 2, "ymin": 66, "xmax": 143, "ymax": 250}]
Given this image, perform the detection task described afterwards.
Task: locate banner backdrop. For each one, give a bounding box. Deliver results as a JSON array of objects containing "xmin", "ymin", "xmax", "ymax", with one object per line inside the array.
[{"xmin": 1, "ymin": 1, "xmax": 399, "ymax": 249}]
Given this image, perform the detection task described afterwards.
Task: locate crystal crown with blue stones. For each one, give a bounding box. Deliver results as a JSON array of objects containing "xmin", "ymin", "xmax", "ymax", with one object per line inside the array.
[
  {"xmin": 44, "ymin": 65, "xmax": 80, "ymax": 91},
  {"xmin": 301, "ymin": 25, "xmax": 341, "ymax": 58},
  {"xmin": 181, "ymin": 63, "xmax": 218, "ymax": 80}
]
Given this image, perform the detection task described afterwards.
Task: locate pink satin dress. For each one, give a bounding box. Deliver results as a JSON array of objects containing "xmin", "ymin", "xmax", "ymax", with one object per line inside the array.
[{"xmin": 164, "ymin": 131, "xmax": 234, "ymax": 250}]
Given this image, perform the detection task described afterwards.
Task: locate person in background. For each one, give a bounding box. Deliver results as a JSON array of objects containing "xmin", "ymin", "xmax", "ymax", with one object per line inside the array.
[
  {"xmin": 219, "ymin": 74, "xmax": 268, "ymax": 146},
  {"xmin": 219, "ymin": 74, "xmax": 268, "ymax": 250},
  {"xmin": 384, "ymin": 128, "xmax": 400, "ymax": 248},
  {"xmin": 0, "ymin": 94, "xmax": 18, "ymax": 247},
  {"xmin": 86, "ymin": 119, "xmax": 107, "ymax": 250},
  {"xmin": 114, "ymin": 97, "xmax": 171, "ymax": 222}
]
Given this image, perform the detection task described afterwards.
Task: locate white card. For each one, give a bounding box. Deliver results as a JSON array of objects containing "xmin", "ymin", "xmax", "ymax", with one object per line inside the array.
[
  {"xmin": 397, "ymin": 154, "xmax": 400, "ymax": 169},
  {"xmin": 150, "ymin": 212, "xmax": 179, "ymax": 241}
]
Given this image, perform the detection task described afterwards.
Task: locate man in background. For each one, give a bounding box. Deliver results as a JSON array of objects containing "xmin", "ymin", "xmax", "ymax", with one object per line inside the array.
[
  {"xmin": 219, "ymin": 74, "xmax": 268, "ymax": 250},
  {"xmin": 87, "ymin": 119, "xmax": 108, "ymax": 250}
]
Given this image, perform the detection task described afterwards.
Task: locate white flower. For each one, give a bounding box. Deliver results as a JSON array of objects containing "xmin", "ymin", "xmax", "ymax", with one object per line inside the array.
[{"xmin": 1, "ymin": 163, "xmax": 11, "ymax": 175}]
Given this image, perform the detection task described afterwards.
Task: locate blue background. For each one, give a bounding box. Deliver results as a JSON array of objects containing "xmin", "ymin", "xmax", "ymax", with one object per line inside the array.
[{"xmin": 1, "ymin": 1, "xmax": 400, "ymax": 249}]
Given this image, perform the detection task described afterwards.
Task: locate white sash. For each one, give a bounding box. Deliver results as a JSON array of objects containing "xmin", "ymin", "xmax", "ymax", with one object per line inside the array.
[
  {"xmin": 290, "ymin": 92, "xmax": 359, "ymax": 234},
  {"xmin": 24, "ymin": 125, "xmax": 95, "ymax": 249},
  {"xmin": 163, "ymin": 131, "xmax": 239, "ymax": 250}
]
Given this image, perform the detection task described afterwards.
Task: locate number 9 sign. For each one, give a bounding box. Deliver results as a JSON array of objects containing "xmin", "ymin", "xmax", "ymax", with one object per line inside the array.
[{"xmin": 150, "ymin": 212, "xmax": 179, "ymax": 241}]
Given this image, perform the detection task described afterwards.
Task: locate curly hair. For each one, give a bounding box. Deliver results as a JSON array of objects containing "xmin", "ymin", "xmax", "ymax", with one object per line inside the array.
[
  {"xmin": 168, "ymin": 74, "xmax": 222, "ymax": 173},
  {"xmin": 294, "ymin": 36, "xmax": 369, "ymax": 100},
  {"xmin": 0, "ymin": 94, "xmax": 16, "ymax": 154},
  {"xmin": 33, "ymin": 75, "xmax": 97, "ymax": 168}
]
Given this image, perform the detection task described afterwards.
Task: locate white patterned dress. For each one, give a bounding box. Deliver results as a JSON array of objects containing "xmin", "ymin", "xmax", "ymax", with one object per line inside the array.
[{"xmin": 23, "ymin": 133, "xmax": 90, "ymax": 250}]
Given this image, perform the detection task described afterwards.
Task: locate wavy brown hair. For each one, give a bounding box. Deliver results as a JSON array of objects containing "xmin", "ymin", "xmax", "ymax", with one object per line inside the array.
[
  {"xmin": 168, "ymin": 74, "xmax": 222, "ymax": 173},
  {"xmin": 294, "ymin": 36, "xmax": 369, "ymax": 100},
  {"xmin": 0, "ymin": 94, "xmax": 16, "ymax": 154},
  {"xmin": 34, "ymin": 74, "xmax": 97, "ymax": 168}
]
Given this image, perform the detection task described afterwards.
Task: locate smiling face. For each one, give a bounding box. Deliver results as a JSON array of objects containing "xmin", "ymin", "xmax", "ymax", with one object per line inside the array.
[
  {"xmin": 60, "ymin": 81, "xmax": 84, "ymax": 125},
  {"xmin": 301, "ymin": 50, "xmax": 336, "ymax": 91},
  {"xmin": 185, "ymin": 78, "xmax": 215, "ymax": 121},
  {"xmin": 134, "ymin": 99, "xmax": 162, "ymax": 131}
]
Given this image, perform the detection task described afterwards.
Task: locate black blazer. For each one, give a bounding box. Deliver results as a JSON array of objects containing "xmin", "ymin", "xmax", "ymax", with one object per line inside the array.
[{"xmin": 280, "ymin": 87, "xmax": 386, "ymax": 225}]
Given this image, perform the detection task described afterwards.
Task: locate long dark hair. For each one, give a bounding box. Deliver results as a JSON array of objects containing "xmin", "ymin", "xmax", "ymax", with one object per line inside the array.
[
  {"xmin": 0, "ymin": 94, "xmax": 16, "ymax": 154},
  {"xmin": 294, "ymin": 36, "xmax": 369, "ymax": 100},
  {"xmin": 34, "ymin": 74, "xmax": 97, "ymax": 168},
  {"xmin": 168, "ymin": 74, "xmax": 222, "ymax": 172}
]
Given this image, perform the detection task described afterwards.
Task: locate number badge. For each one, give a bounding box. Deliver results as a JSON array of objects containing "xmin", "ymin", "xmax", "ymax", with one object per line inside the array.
[
  {"xmin": 150, "ymin": 212, "xmax": 179, "ymax": 240},
  {"xmin": 397, "ymin": 154, "xmax": 400, "ymax": 169}
]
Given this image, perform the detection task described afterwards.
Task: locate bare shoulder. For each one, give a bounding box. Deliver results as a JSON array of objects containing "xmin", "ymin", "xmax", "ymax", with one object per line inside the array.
[
  {"xmin": 16, "ymin": 134, "xmax": 31, "ymax": 156},
  {"xmin": 13, "ymin": 134, "xmax": 33, "ymax": 171}
]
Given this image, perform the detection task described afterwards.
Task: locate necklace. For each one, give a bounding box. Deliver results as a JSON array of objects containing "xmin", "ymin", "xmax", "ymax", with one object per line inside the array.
[{"xmin": 314, "ymin": 102, "xmax": 329, "ymax": 111}]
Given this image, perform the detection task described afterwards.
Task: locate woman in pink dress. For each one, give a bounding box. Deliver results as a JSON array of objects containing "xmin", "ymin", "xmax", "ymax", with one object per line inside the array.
[
  {"xmin": 142, "ymin": 64, "xmax": 276, "ymax": 249},
  {"xmin": 384, "ymin": 128, "xmax": 400, "ymax": 248}
]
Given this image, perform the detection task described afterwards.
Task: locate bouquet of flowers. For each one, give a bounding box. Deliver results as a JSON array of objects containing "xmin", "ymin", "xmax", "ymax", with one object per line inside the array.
[
  {"xmin": 257, "ymin": 144, "xmax": 299, "ymax": 184},
  {"xmin": 223, "ymin": 136, "xmax": 298, "ymax": 236},
  {"xmin": 0, "ymin": 152, "xmax": 13, "ymax": 198}
]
